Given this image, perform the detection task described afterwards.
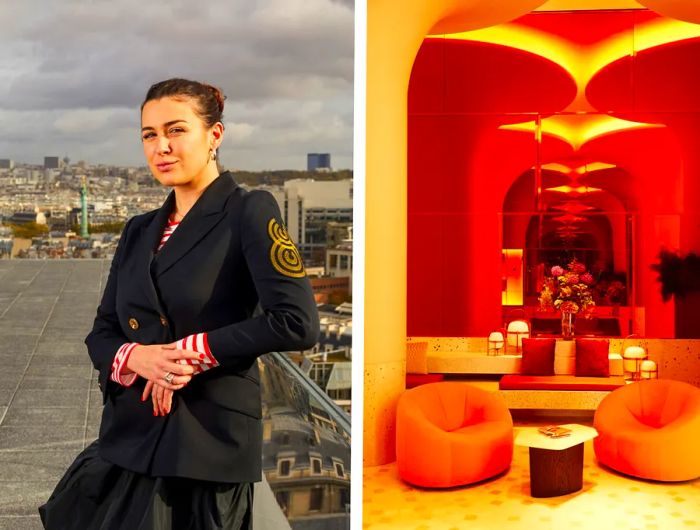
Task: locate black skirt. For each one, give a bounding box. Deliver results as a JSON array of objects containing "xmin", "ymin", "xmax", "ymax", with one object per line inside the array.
[{"xmin": 39, "ymin": 440, "xmax": 253, "ymax": 530}]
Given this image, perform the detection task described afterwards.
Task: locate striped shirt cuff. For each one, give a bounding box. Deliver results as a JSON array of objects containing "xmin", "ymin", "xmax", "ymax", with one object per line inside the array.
[
  {"xmin": 111, "ymin": 342, "xmax": 139, "ymax": 387},
  {"xmin": 176, "ymin": 333, "xmax": 219, "ymax": 374}
]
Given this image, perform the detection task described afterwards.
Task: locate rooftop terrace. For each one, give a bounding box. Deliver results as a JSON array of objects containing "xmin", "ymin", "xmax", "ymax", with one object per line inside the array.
[
  {"xmin": 0, "ymin": 260, "xmax": 107, "ymax": 529},
  {"xmin": 0, "ymin": 260, "xmax": 349, "ymax": 530}
]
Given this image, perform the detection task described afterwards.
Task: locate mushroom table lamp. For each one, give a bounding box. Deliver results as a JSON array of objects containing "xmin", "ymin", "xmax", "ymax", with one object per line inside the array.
[
  {"xmin": 506, "ymin": 320, "xmax": 530, "ymax": 354},
  {"xmin": 640, "ymin": 359, "xmax": 658, "ymax": 379},
  {"xmin": 487, "ymin": 331, "xmax": 505, "ymax": 356},
  {"xmin": 623, "ymin": 345, "xmax": 647, "ymax": 381}
]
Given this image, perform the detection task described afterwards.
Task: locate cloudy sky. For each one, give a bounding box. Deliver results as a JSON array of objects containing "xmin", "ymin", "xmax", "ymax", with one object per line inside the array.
[{"xmin": 0, "ymin": 0, "xmax": 354, "ymax": 170}]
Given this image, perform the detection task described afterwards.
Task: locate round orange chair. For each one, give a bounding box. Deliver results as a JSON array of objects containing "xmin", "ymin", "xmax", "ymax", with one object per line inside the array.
[
  {"xmin": 594, "ymin": 379, "xmax": 700, "ymax": 481},
  {"xmin": 396, "ymin": 382, "xmax": 513, "ymax": 487}
]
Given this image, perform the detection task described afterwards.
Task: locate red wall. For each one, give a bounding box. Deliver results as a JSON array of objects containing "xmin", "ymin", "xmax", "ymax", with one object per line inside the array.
[{"xmin": 407, "ymin": 23, "xmax": 695, "ymax": 338}]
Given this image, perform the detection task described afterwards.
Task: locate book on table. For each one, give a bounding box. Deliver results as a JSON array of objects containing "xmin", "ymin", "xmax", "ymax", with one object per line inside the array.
[{"xmin": 538, "ymin": 425, "xmax": 572, "ymax": 438}]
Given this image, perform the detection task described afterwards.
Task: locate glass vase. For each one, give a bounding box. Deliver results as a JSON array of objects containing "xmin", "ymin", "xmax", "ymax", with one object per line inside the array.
[{"xmin": 561, "ymin": 311, "xmax": 575, "ymax": 339}]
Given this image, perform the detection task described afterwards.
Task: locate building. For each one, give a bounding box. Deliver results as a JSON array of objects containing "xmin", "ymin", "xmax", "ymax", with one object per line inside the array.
[
  {"xmin": 306, "ymin": 153, "xmax": 331, "ymax": 172},
  {"xmin": 261, "ymin": 354, "xmax": 350, "ymax": 529},
  {"xmin": 309, "ymin": 276, "xmax": 351, "ymax": 305},
  {"xmin": 0, "ymin": 159, "xmax": 13, "ymax": 170},
  {"xmin": 279, "ymin": 179, "xmax": 353, "ymax": 264},
  {"xmin": 325, "ymin": 232, "xmax": 352, "ymax": 281},
  {"xmin": 68, "ymin": 205, "xmax": 95, "ymax": 228},
  {"xmin": 44, "ymin": 168, "xmax": 58, "ymax": 185},
  {"xmin": 7, "ymin": 211, "xmax": 46, "ymax": 225},
  {"xmin": 44, "ymin": 156, "xmax": 60, "ymax": 170},
  {"xmin": 285, "ymin": 301, "xmax": 352, "ymax": 411},
  {"xmin": 303, "ymin": 360, "xmax": 351, "ymax": 410},
  {"xmin": 326, "ymin": 222, "xmax": 353, "ymax": 248}
]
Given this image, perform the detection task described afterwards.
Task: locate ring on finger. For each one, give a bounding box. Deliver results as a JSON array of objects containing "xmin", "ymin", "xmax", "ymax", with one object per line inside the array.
[{"xmin": 164, "ymin": 371, "xmax": 174, "ymax": 384}]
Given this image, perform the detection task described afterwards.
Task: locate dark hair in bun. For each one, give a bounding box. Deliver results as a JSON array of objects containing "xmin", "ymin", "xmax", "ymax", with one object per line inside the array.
[{"xmin": 141, "ymin": 78, "xmax": 226, "ymax": 129}]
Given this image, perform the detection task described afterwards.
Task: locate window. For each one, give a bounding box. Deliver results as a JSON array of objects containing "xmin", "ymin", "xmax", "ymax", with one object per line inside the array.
[
  {"xmin": 309, "ymin": 487, "xmax": 323, "ymax": 511},
  {"xmin": 334, "ymin": 461, "xmax": 345, "ymax": 478},
  {"xmin": 339, "ymin": 487, "xmax": 350, "ymax": 511},
  {"xmin": 329, "ymin": 388, "xmax": 351, "ymax": 400},
  {"xmin": 277, "ymin": 458, "xmax": 293, "ymax": 477},
  {"xmin": 310, "ymin": 457, "xmax": 322, "ymax": 475},
  {"xmin": 275, "ymin": 491, "xmax": 290, "ymax": 516}
]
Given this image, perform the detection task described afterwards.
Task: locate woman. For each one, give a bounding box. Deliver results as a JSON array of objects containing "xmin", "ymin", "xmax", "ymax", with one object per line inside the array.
[{"xmin": 39, "ymin": 78, "xmax": 320, "ymax": 529}]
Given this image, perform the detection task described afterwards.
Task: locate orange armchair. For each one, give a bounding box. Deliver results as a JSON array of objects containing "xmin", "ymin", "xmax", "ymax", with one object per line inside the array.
[
  {"xmin": 594, "ymin": 379, "xmax": 700, "ymax": 481},
  {"xmin": 396, "ymin": 382, "xmax": 513, "ymax": 487}
]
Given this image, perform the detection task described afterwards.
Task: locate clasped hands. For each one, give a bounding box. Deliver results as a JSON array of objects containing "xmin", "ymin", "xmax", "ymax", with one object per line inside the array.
[{"xmin": 124, "ymin": 343, "xmax": 201, "ymax": 417}]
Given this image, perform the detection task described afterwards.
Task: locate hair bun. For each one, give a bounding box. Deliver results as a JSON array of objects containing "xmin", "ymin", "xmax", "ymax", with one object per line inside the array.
[{"xmin": 205, "ymin": 84, "xmax": 226, "ymax": 113}]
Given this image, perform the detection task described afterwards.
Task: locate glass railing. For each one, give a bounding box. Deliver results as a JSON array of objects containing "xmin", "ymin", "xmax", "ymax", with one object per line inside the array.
[{"xmin": 258, "ymin": 351, "xmax": 351, "ymax": 530}]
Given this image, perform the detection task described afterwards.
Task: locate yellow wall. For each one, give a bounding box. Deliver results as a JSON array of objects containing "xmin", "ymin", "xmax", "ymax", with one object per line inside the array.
[{"xmin": 364, "ymin": 0, "xmax": 549, "ymax": 467}]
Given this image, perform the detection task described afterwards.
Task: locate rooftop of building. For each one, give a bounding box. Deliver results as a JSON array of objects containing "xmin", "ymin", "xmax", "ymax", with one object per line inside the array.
[{"xmin": 0, "ymin": 259, "xmax": 347, "ymax": 529}]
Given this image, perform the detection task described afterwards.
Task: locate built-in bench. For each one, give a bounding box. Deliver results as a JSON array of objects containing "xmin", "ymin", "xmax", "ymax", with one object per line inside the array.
[
  {"xmin": 498, "ymin": 374, "xmax": 626, "ymax": 410},
  {"xmin": 417, "ymin": 337, "xmax": 624, "ymax": 377},
  {"xmin": 408, "ymin": 336, "xmax": 700, "ymax": 411},
  {"xmin": 499, "ymin": 375, "xmax": 626, "ymax": 391},
  {"xmin": 426, "ymin": 352, "xmax": 623, "ymax": 376}
]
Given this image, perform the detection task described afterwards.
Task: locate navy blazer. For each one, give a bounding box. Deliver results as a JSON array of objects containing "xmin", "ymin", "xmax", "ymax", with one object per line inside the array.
[{"xmin": 85, "ymin": 172, "xmax": 320, "ymax": 482}]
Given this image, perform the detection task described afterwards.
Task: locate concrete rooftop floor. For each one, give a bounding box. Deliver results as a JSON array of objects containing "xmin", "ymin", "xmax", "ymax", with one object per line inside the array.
[{"xmin": 0, "ymin": 259, "xmax": 108, "ymax": 529}]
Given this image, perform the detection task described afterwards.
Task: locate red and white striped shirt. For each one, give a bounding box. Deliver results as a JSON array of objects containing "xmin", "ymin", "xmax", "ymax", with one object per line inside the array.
[
  {"xmin": 110, "ymin": 215, "xmax": 219, "ymax": 386},
  {"xmin": 157, "ymin": 217, "xmax": 180, "ymax": 251},
  {"xmin": 111, "ymin": 342, "xmax": 139, "ymax": 386},
  {"xmin": 175, "ymin": 333, "xmax": 218, "ymax": 374}
]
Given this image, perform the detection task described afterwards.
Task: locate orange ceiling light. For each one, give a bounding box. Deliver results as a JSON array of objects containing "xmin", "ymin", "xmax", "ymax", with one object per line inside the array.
[
  {"xmin": 501, "ymin": 115, "xmax": 662, "ymax": 149},
  {"xmin": 546, "ymin": 185, "xmax": 603, "ymax": 194},
  {"xmin": 539, "ymin": 162, "xmax": 616, "ymax": 176},
  {"xmin": 541, "ymin": 162, "xmax": 573, "ymax": 173},
  {"xmin": 427, "ymin": 25, "xmax": 580, "ymax": 82},
  {"xmin": 588, "ymin": 18, "xmax": 700, "ymax": 75},
  {"xmin": 553, "ymin": 214, "xmax": 588, "ymax": 223},
  {"xmin": 534, "ymin": 0, "xmax": 644, "ymax": 11},
  {"xmin": 552, "ymin": 202, "xmax": 596, "ymax": 213},
  {"xmin": 429, "ymin": 15, "xmax": 700, "ymax": 111},
  {"xmin": 431, "ymin": 17, "xmax": 700, "ymax": 81},
  {"xmin": 575, "ymin": 162, "xmax": 617, "ymax": 173}
]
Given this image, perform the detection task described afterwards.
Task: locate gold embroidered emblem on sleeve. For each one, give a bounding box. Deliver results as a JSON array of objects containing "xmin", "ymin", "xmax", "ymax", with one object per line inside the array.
[{"xmin": 267, "ymin": 218, "xmax": 306, "ymax": 278}]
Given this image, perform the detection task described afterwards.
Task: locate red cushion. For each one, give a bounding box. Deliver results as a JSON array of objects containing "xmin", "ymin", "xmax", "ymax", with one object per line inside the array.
[
  {"xmin": 406, "ymin": 373, "xmax": 445, "ymax": 389},
  {"xmin": 520, "ymin": 338, "xmax": 556, "ymax": 375},
  {"xmin": 499, "ymin": 374, "xmax": 625, "ymax": 391},
  {"xmin": 576, "ymin": 339, "xmax": 610, "ymax": 377}
]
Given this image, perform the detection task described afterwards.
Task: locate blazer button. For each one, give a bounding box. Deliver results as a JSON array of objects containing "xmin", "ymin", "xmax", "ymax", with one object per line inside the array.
[
  {"xmin": 128, "ymin": 318, "xmax": 139, "ymax": 330},
  {"xmin": 160, "ymin": 316, "xmax": 168, "ymax": 327}
]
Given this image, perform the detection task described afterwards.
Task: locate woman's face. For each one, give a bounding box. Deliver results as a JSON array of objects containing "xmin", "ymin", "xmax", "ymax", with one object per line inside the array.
[{"xmin": 141, "ymin": 96, "xmax": 222, "ymax": 188}]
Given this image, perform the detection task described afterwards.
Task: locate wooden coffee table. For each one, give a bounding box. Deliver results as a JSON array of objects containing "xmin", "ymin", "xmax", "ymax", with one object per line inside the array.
[{"xmin": 515, "ymin": 424, "xmax": 598, "ymax": 497}]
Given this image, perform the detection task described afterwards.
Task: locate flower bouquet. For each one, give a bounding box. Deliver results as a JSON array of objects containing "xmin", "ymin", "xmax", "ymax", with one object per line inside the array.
[
  {"xmin": 540, "ymin": 259, "xmax": 596, "ymax": 338},
  {"xmin": 544, "ymin": 259, "xmax": 596, "ymax": 316}
]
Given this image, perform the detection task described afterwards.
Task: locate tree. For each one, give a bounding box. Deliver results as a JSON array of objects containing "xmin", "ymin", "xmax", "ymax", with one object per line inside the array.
[
  {"xmin": 89, "ymin": 221, "xmax": 126, "ymax": 234},
  {"xmin": 8, "ymin": 222, "xmax": 49, "ymax": 239},
  {"xmin": 69, "ymin": 221, "xmax": 126, "ymax": 234}
]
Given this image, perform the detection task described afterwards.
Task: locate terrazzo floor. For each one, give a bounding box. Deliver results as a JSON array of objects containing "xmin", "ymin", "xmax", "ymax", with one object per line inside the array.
[{"xmin": 363, "ymin": 420, "xmax": 700, "ymax": 530}]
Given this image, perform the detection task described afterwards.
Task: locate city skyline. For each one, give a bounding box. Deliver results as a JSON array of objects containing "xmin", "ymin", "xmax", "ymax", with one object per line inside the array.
[{"xmin": 0, "ymin": 0, "xmax": 354, "ymax": 170}]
